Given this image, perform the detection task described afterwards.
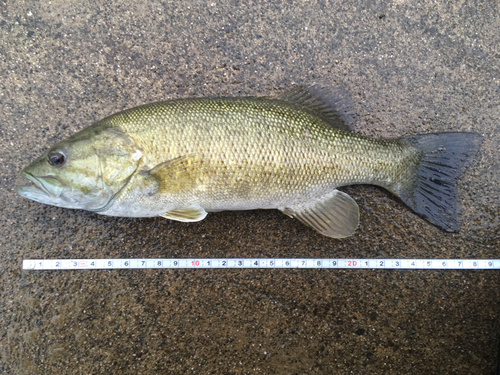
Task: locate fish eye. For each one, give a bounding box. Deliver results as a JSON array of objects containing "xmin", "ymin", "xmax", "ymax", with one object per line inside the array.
[{"xmin": 48, "ymin": 151, "xmax": 66, "ymax": 166}]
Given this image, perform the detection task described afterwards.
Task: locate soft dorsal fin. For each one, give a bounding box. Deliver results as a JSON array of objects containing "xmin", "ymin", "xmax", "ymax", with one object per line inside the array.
[
  {"xmin": 148, "ymin": 154, "xmax": 202, "ymax": 194},
  {"xmin": 277, "ymin": 83, "xmax": 356, "ymax": 132},
  {"xmin": 280, "ymin": 189, "xmax": 359, "ymax": 238}
]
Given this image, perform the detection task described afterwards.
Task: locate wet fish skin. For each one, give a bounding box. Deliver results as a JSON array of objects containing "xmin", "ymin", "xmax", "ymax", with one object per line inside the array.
[
  {"xmin": 17, "ymin": 86, "xmax": 482, "ymax": 238},
  {"xmin": 100, "ymin": 98, "xmax": 418, "ymax": 210}
]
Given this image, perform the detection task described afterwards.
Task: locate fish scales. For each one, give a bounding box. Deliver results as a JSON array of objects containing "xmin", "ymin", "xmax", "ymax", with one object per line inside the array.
[{"xmin": 97, "ymin": 98, "xmax": 417, "ymax": 211}]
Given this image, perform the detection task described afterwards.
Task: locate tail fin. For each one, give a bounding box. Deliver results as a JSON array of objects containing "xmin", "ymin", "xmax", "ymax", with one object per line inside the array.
[{"xmin": 398, "ymin": 133, "xmax": 483, "ymax": 232}]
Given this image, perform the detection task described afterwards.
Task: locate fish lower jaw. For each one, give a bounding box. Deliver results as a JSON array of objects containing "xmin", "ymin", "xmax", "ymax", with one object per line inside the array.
[
  {"xmin": 16, "ymin": 185, "xmax": 49, "ymax": 203},
  {"xmin": 18, "ymin": 171, "xmax": 49, "ymax": 197}
]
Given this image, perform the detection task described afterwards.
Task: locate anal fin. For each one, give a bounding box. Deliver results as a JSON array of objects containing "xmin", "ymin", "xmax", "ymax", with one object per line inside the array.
[{"xmin": 280, "ymin": 190, "xmax": 359, "ymax": 238}]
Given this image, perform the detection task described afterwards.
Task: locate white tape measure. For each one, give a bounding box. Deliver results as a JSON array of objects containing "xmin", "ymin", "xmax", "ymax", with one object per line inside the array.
[{"xmin": 23, "ymin": 258, "xmax": 500, "ymax": 270}]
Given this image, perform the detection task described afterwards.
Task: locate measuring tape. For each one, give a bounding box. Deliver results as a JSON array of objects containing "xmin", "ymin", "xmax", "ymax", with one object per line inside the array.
[{"xmin": 23, "ymin": 258, "xmax": 500, "ymax": 270}]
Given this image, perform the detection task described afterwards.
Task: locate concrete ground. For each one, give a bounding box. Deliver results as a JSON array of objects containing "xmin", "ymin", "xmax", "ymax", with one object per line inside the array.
[{"xmin": 1, "ymin": 0, "xmax": 499, "ymax": 373}]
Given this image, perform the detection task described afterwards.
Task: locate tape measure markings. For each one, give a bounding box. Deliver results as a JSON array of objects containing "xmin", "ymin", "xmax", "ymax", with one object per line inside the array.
[{"xmin": 22, "ymin": 258, "xmax": 500, "ymax": 271}]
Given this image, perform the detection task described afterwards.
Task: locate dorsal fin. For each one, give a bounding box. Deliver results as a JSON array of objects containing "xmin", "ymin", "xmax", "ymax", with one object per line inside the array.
[{"xmin": 277, "ymin": 83, "xmax": 356, "ymax": 132}]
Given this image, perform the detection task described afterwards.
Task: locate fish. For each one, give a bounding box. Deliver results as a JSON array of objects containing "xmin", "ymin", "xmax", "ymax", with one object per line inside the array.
[{"xmin": 17, "ymin": 84, "xmax": 483, "ymax": 238}]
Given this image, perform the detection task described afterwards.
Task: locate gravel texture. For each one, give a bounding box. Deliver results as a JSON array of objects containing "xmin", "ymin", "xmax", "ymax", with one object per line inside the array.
[{"xmin": 1, "ymin": 0, "xmax": 499, "ymax": 374}]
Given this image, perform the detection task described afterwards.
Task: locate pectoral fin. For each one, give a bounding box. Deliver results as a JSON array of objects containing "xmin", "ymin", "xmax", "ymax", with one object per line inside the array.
[
  {"xmin": 161, "ymin": 204, "xmax": 208, "ymax": 222},
  {"xmin": 280, "ymin": 190, "xmax": 359, "ymax": 238},
  {"xmin": 149, "ymin": 154, "xmax": 202, "ymax": 194}
]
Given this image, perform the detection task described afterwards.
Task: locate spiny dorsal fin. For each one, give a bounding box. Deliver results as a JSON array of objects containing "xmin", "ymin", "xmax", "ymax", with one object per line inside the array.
[
  {"xmin": 280, "ymin": 189, "xmax": 359, "ymax": 238},
  {"xmin": 277, "ymin": 83, "xmax": 356, "ymax": 132},
  {"xmin": 161, "ymin": 204, "xmax": 207, "ymax": 222},
  {"xmin": 149, "ymin": 154, "xmax": 202, "ymax": 194}
]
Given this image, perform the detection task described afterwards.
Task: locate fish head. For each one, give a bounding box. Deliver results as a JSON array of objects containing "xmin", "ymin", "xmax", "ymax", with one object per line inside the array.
[{"xmin": 17, "ymin": 127, "xmax": 143, "ymax": 211}]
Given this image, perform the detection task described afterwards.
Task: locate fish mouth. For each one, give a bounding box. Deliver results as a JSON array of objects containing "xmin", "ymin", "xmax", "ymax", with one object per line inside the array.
[{"xmin": 17, "ymin": 171, "xmax": 63, "ymax": 200}]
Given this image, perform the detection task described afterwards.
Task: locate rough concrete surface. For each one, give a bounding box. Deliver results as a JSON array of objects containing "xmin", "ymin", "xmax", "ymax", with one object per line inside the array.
[{"xmin": 1, "ymin": 0, "xmax": 500, "ymax": 374}]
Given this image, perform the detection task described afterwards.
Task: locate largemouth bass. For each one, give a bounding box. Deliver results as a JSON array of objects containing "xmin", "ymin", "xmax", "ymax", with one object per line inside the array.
[{"xmin": 17, "ymin": 85, "xmax": 482, "ymax": 238}]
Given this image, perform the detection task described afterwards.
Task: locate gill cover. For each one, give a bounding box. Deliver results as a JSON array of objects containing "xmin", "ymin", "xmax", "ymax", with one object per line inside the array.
[{"xmin": 92, "ymin": 127, "xmax": 143, "ymax": 200}]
